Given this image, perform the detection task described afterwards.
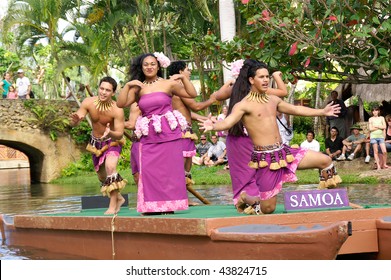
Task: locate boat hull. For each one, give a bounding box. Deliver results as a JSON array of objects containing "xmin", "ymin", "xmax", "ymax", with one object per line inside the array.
[{"xmin": 1, "ymin": 206, "xmax": 390, "ymax": 260}]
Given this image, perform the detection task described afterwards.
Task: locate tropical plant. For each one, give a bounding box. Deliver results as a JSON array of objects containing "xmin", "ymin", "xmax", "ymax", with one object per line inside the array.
[
  {"xmin": 24, "ymin": 100, "xmax": 71, "ymax": 140},
  {"xmin": 227, "ymin": 0, "xmax": 391, "ymax": 84}
]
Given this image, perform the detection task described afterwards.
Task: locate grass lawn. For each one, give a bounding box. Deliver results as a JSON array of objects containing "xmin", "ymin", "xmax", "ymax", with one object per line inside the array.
[{"xmin": 53, "ymin": 163, "xmax": 387, "ymax": 186}]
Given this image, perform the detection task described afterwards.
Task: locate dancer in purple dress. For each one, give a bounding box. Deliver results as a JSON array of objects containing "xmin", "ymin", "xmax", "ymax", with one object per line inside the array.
[{"xmin": 117, "ymin": 53, "xmax": 197, "ymax": 214}]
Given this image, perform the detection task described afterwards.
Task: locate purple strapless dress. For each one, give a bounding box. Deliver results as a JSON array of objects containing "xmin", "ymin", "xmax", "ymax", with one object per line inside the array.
[{"xmin": 136, "ymin": 92, "xmax": 188, "ymax": 213}]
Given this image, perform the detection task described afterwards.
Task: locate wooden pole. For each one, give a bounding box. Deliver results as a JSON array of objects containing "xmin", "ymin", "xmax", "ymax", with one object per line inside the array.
[{"xmin": 186, "ymin": 184, "xmax": 211, "ymax": 205}]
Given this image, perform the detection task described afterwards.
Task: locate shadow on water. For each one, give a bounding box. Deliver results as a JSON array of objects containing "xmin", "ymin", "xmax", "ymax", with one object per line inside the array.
[{"xmin": 1, "ymin": 168, "xmax": 391, "ymax": 259}]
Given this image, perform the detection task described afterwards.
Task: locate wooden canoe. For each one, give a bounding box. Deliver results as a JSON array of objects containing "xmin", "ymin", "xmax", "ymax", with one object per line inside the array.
[{"xmin": 2, "ymin": 205, "xmax": 390, "ymax": 260}]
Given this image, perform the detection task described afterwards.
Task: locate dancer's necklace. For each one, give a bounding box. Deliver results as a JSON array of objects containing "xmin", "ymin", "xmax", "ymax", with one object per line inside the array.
[
  {"xmin": 94, "ymin": 98, "xmax": 114, "ymax": 112},
  {"xmin": 246, "ymin": 90, "xmax": 269, "ymax": 103},
  {"xmin": 143, "ymin": 77, "xmax": 162, "ymax": 85}
]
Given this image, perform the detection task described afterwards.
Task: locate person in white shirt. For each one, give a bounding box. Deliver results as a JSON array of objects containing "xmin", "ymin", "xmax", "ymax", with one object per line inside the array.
[
  {"xmin": 65, "ymin": 77, "xmax": 76, "ymax": 101},
  {"xmin": 300, "ymin": 130, "xmax": 320, "ymax": 152},
  {"xmin": 277, "ymin": 111, "xmax": 292, "ymax": 144},
  {"xmin": 15, "ymin": 69, "xmax": 31, "ymax": 99},
  {"xmin": 203, "ymin": 134, "xmax": 227, "ymax": 167}
]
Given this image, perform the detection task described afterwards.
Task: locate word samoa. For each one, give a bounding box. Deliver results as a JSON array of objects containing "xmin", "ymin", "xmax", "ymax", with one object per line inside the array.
[{"xmin": 284, "ymin": 188, "xmax": 349, "ymax": 211}]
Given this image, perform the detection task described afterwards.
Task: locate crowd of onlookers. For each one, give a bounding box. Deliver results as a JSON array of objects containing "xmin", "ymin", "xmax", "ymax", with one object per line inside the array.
[
  {"xmin": 1, "ymin": 69, "xmax": 32, "ymax": 99},
  {"xmin": 192, "ymin": 102, "xmax": 391, "ymax": 171},
  {"xmin": 299, "ymin": 110, "xmax": 391, "ymax": 170},
  {"xmin": 1, "ymin": 71, "xmax": 93, "ymax": 101}
]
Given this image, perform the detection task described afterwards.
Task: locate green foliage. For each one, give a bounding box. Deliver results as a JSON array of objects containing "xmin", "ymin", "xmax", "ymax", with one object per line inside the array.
[
  {"xmin": 70, "ymin": 120, "xmax": 92, "ymax": 144},
  {"xmin": 292, "ymin": 116, "xmax": 314, "ymax": 135},
  {"xmin": 117, "ymin": 137, "xmax": 131, "ymax": 170},
  {"xmin": 24, "ymin": 100, "xmax": 71, "ymax": 141},
  {"xmin": 61, "ymin": 137, "xmax": 132, "ymax": 177},
  {"xmin": 0, "ymin": 46, "xmax": 20, "ymax": 74},
  {"xmin": 61, "ymin": 152, "xmax": 95, "ymax": 177},
  {"xmin": 220, "ymin": 0, "xmax": 391, "ymax": 84}
]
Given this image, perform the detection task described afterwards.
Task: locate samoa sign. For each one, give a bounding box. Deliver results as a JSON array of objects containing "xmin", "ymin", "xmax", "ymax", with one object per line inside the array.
[{"xmin": 283, "ymin": 188, "xmax": 349, "ymax": 211}]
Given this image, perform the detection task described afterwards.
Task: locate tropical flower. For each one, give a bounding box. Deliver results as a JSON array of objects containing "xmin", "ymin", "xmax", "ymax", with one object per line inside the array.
[
  {"xmin": 173, "ymin": 110, "xmax": 188, "ymax": 131},
  {"xmin": 231, "ymin": 59, "xmax": 244, "ymax": 78},
  {"xmin": 288, "ymin": 42, "xmax": 298, "ymax": 56},
  {"xmin": 153, "ymin": 52, "xmax": 171, "ymax": 68},
  {"xmin": 151, "ymin": 114, "xmax": 162, "ymax": 133},
  {"xmin": 165, "ymin": 111, "xmax": 178, "ymax": 130}
]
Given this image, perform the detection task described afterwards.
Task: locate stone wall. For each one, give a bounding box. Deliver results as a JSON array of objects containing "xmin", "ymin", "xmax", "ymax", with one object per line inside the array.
[{"xmin": 0, "ymin": 99, "xmax": 83, "ymax": 182}]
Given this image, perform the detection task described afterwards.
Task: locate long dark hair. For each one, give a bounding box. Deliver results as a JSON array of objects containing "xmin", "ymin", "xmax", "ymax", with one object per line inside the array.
[
  {"xmin": 129, "ymin": 53, "xmax": 163, "ymax": 82},
  {"xmin": 168, "ymin": 60, "xmax": 186, "ymax": 76},
  {"xmin": 227, "ymin": 59, "xmax": 268, "ymax": 136}
]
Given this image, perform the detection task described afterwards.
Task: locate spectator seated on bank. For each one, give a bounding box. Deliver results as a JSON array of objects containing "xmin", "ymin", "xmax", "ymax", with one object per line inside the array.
[
  {"xmin": 203, "ymin": 134, "xmax": 227, "ymax": 167},
  {"xmin": 324, "ymin": 126, "xmax": 344, "ymax": 161},
  {"xmin": 337, "ymin": 124, "xmax": 366, "ymax": 161},
  {"xmin": 192, "ymin": 134, "xmax": 212, "ymax": 166},
  {"xmin": 300, "ymin": 130, "xmax": 320, "ymax": 152}
]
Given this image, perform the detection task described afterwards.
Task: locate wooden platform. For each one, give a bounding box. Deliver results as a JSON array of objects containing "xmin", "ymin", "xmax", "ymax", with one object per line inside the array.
[{"xmin": 1, "ymin": 205, "xmax": 390, "ymax": 260}]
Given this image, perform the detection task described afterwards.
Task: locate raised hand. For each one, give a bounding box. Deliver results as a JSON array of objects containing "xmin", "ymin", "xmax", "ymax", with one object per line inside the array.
[
  {"xmin": 324, "ymin": 102, "xmax": 341, "ymax": 117},
  {"xmin": 101, "ymin": 123, "xmax": 111, "ymax": 140},
  {"xmin": 70, "ymin": 113, "xmax": 82, "ymax": 126},
  {"xmin": 127, "ymin": 80, "xmax": 144, "ymax": 88},
  {"xmin": 208, "ymin": 113, "xmax": 217, "ymax": 123},
  {"xmin": 198, "ymin": 118, "xmax": 214, "ymax": 133},
  {"xmin": 272, "ymin": 71, "xmax": 283, "ymax": 78},
  {"xmin": 169, "ymin": 74, "xmax": 183, "ymax": 81}
]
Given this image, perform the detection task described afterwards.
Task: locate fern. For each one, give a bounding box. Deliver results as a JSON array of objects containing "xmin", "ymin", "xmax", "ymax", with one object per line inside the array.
[{"xmin": 24, "ymin": 101, "xmax": 72, "ymax": 141}]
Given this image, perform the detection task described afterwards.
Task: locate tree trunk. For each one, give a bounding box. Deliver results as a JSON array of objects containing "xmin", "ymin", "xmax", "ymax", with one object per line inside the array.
[
  {"xmin": 288, "ymin": 83, "xmax": 296, "ymax": 127},
  {"xmin": 359, "ymin": 95, "xmax": 364, "ymax": 122},
  {"xmin": 219, "ymin": 0, "xmax": 236, "ymax": 83},
  {"xmin": 314, "ymin": 73, "xmax": 322, "ymax": 134}
]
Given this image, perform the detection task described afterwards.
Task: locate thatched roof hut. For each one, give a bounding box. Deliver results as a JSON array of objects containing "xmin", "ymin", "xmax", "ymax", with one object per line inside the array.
[
  {"xmin": 331, "ymin": 81, "xmax": 391, "ymax": 122},
  {"xmin": 351, "ymin": 83, "xmax": 391, "ymax": 103}
]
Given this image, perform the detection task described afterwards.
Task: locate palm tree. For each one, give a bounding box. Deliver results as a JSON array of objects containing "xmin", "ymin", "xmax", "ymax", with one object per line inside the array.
[
  {"xmin": 2, "ymin": 0, "xmax": 80, "ymax": 98},
  {"xmin": 219, "ymin": 0, "xmax": 236, "ymax": 83}
]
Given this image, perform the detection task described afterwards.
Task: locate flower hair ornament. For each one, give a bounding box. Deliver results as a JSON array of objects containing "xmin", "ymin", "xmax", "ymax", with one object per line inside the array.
[
  {"xmin": 153, "ymin": 52, "xmax": 171, "ymax": 68},
  {"xmin": 230, "ymin": 59, "xmax": 244, "ymax": 78}
]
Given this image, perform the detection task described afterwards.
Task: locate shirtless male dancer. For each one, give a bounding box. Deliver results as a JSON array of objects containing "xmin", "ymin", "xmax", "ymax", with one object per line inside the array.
[
  {"xmin": 199, "ymin": 59, "xmax": 341, "ymax": 215},
  {"xmin": 70, "ymin": 76, "xmax": 127, "ymax": 215}
]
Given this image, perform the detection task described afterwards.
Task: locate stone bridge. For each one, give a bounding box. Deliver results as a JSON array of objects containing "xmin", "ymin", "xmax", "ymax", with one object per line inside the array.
[{"xmin": 0, "ymin": 99, "xmax": 84, "ymax": 183}]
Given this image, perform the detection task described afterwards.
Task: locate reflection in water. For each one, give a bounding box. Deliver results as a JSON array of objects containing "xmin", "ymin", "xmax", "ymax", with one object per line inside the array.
[
  {"xmin": 1, "ymin": 168, "xmax": 391, "ymax": 259},
  {"xmin": 0, "ymin": 168, "xmax": 30, "ymax": 187}
]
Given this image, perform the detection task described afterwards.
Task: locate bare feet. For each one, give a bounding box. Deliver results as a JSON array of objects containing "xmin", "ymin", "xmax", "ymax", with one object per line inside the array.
[
  {"xmin": 104, "ymin": 192, "xmax": 125, "ymax": 215},
  {"xmin": 235, "ymin": 192, "xmax": 248, "ymax": 213},
  {"xmin": 115, "ymin": 194, "xmax": 126, "ymax": 213},
  {"xmin": 189, "ymin": 201, "xmax": 200, "ymax": 206},
  {"xmin": 382, "ymin": 165, "xmax": 389, "ymax": 169},
  {"xmin": 349, "ymin": 202, "xmax": 364, "ymax": 209},
  {"xmin": 104, "ymin": 207, "xmax": 116, "ymax": 215}
]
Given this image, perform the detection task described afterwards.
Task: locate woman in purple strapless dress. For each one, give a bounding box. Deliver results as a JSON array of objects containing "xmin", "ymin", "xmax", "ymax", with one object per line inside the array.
[{"xmin": 118, "ymin": 53, "xmax": 197, "ymax": 214}]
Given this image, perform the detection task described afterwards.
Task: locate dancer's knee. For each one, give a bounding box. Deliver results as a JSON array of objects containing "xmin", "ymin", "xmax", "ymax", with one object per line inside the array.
[{"xmin": 261, "ymin": 203, "xmax": 276, "ymax": 214}]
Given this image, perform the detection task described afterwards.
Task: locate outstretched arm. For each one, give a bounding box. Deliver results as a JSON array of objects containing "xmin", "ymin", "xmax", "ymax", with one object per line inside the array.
[
  {"xmin": 214, "ymin": 79, "xmax": 235, "ymax": 101},
  {"xmin": 69, "ymin": 99, "xmax": 89, "ymax": 126},
  {"xmin": 182, "ymin": 94, "xmax": 217, "ymax": 112},
  {"xmin": 277, "ymin": 99, "xmax": 340, "ymax": 117},
  {"xmin": 199, "ymin": 102, "xmax": 245, "ymax": 132},
  {"xmin": 191, "ymin": 112, "xmax": 217, "ymax": 122}
]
